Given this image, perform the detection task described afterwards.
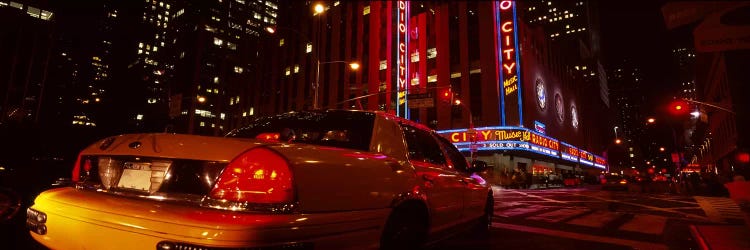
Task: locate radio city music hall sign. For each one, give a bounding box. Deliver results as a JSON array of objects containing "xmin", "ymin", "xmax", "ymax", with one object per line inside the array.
[{"xmin": 499, "ymin": 1, "xmax": 518, "ymax": 97}]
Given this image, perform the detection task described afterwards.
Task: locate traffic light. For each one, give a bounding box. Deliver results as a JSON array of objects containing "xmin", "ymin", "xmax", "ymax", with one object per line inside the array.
[
  {"xmin": 736, "ymin": 152, "xmax": 750, "ymax": 164},
  {"xmin": 440, "ymin": 89, "xmax": 454, "ymax": 104},
  {"xmin": 669, "ymin": 100, "xmax": 689, "ymax": 116}
]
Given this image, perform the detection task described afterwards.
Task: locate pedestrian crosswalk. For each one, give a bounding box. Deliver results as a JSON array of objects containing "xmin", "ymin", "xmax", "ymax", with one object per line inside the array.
[
  {"xmin": 695, "ymin": 196, "xmax": 747, "ymax": 223},
  {"xmin": 494, "ymin": 205, "xmax": 669, "ymax": 235}
]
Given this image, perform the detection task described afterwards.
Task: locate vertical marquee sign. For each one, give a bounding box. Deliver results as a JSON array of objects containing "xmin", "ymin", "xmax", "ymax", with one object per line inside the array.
[
  {"xmin": 495, "ymin": 0, "xmax": 523, "ymax": 126},
  {"xmin": 393, "ymin": 1, "xmax": 410, "ymax": 118}
]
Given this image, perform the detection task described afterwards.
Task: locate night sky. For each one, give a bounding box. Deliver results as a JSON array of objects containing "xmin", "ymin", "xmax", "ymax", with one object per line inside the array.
[{"xmin": 599, "ymin": 0, "xmax": 679, "ymax": 113}]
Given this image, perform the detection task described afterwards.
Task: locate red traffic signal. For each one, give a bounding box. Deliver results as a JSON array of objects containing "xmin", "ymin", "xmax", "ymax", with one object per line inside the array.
[
  {"xmin": 669, "ymin": 100, "xmax": 689, "ymax": 115},
  {"xmin": 440, "ymin": 89, "xmax": 454, "ymax": 103},
  {"xmin": 737, "ymin": 152, "xmax": 750, "ymax": 164}
]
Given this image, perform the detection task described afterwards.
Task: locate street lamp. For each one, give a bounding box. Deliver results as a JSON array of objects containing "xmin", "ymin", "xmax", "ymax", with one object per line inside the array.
[
  {"xmin": 265, "ymin": 25, "xmax": 359, "ymax": 109},
  {"xmin": 266, "ymin": 3, "xmax": 358, "ymax": 110},
  {"xmin": 647, "ymin": 117, "xmax": 655, "ymax": 124},
  {"xmin": 453, "ymin": 99, "xmax": 476, "ymax": 160},
  {"xmin": 315, "ymin": 60, "xmax": 360, "ymax": 109},
  {"xmin": 314, "ymin": 3, "xmax": 325, "ymax": 15}
]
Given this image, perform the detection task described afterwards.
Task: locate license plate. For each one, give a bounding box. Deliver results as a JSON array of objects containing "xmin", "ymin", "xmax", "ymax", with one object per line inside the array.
[{"xmin": 117, "ymin": 162, "xmax": 153, "ymax": 192}]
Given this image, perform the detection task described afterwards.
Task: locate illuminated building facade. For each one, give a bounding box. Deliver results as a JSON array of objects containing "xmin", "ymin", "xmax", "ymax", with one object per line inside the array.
[
  {"xmin": 0, "ymin": 1, "xmax": 55, "ymax": 125},
  {"xmin": 262, "ymin": 0, "xmax": 612, "ymax": 180}
]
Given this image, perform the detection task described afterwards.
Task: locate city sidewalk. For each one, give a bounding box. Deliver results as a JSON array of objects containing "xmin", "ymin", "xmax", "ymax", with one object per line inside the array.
[
  {"xmin": 691, "ymin": 195, "xmax": 750, "ymax": 250},
  {"xmin": 690, "ymin": 225, "xmax": 750, "ymax": 250}
]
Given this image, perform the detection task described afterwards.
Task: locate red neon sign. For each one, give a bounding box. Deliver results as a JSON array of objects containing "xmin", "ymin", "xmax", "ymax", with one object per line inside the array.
[
  {"xmin": 530, "ymin": 133, "xmax": 560, "ymax": 151},
  {"xmin": 499, "ymin": 1, "xmax": 517, "ymax": 97},
  {"xmin": 397, "ymin": 1, "xmax": 407, "ymax": 90}
]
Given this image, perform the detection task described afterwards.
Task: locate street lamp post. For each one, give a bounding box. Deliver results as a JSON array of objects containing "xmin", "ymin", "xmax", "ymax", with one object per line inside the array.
[
  {"xmin": 265, "ymin": 26, "xmax": 359, "ymax": 110},
  {"xmin": 266, "ymin": 4, "xmax": 360, "ymax": 110},
  {"xmin": 454, "ymin": 99, "xmax": 476, "ymax": 160},
  {"xmin": 314, "ymin": 61, "xmax": 360, "ymax": 109}
]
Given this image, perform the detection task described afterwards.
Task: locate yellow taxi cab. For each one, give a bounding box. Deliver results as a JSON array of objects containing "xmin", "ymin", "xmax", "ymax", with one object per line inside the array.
[{"xmin": 28, "ymin": 110, "xmax": 493, "ymax": 250}]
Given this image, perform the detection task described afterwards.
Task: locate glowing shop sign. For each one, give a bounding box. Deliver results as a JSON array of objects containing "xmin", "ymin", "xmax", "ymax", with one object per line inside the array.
[
  {"xmin": 394, "ymin": 1, "xmax": 410, "ymax": 118},
  {"xmin": 499, "ymin": 2, "xmax": 517, "ymax": 96},
  {"xmin": 496, "ymin": 0, "xmax": 522, "ymax": 126},
  {"xmin": 594, "ymin": 156, "xmax": 607, "ymax": 169},
  {"xmin": 560, "ymin": 142, "xmax": 580, "ymax": 162},
  {"xmin": 579, "ymin": 150, "xmax": 595, "ymax": 166},
  {"xmin": 439, "ymin": 127, "xmax": 559, "ymax": 158},
  {"xmin": 397, "ymin": 1, "xmax": 407, "ymax": 91},
  {"xmin": 439, "ymin": 126, "xmax": 607, "ymax": 169}
]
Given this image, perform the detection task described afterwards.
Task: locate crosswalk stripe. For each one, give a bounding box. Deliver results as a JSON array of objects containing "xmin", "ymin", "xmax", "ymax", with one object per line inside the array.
[
  {"xmin": 528, "ymin": 208, "xmax": 589, "ymax": 223},
  {"xmin": 495, "ymin": 206, "xmax": 548, "ymax": 218},
  {"xmin": 567, "ymin": 211, "xmax": 620, "ymax": 228},
  {"xmin": 695, "ymin": 196, "xmax": 745, "ymax": 222},
  {"xmin": 618, "ymin": 214, "xmax": 667, "ymax": 235}
]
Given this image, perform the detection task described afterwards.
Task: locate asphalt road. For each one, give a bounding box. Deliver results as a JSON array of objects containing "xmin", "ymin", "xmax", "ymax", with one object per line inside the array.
[{"xmin": 432, "ymin": 185, "xmax": 747, "ymax": 250}]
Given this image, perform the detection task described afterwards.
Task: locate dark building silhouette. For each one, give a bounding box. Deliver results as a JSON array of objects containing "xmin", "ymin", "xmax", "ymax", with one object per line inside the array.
[{"xmin": 0, "ymin": 1, "xmax": 55, "ymax": 126}]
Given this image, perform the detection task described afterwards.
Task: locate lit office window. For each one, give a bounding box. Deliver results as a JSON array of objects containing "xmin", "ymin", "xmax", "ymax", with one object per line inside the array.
[{"xmin": 306, "ymin": 43, "xmax": 312, "ymax": 53}]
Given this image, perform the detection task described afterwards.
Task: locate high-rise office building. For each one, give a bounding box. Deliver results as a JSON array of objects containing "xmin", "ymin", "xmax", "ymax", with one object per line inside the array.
[
  {"xmin": 672, "ymin": 47, "xmax": 697, "ymax": 100},
  {"xmin": 607, "ymin": 61, "xmax": 645, "ymax": 170},
  {"xmin": 106, "ymin": 0, "xmax": 278, "ymax": 135}
]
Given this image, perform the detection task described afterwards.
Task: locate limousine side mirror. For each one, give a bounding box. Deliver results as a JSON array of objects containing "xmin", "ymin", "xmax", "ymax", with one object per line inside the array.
[{"xmin": 469, "ymin": 160, "xmax": 488, "ymax": 173}]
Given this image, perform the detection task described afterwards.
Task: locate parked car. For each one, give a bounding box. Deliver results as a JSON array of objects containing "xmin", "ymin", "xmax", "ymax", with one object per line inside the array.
[
  {"xmin": 27, "ymin": 110, "xmax": 493, "ymax": 250},
  {"xmin": 601, "ymin": 174, "xmax": 629, "ymax": 191}
]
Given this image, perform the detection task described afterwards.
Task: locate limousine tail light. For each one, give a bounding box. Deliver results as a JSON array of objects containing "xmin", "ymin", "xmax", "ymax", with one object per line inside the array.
[{"xmin": 210, "ymin": 147, "xmax": 294, "ymax": 204}]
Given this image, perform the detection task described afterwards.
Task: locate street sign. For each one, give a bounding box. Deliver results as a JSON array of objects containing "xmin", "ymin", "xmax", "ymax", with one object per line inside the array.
[
  {"xmin": 407, "ymin": 93, "xmax": 434, "ymax": 108},
  {"xmin": 408, "ymin": 98, "xmax": 434, "ymax": 108}
]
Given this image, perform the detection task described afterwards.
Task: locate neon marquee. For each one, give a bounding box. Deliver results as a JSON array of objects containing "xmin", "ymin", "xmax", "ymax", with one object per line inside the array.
[{"xmin": 438, "ymin": 126, "xmax": 606, "ymax": 169}]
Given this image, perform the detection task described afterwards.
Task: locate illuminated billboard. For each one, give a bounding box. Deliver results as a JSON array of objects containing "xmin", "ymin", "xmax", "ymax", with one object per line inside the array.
[
  {"xmin": 438, "ymin": 126, "xmax": 606, "ymax": 169},
  {"xmin": 439, "ymin": 126, "xmax": 559, "ymax": 158},
  {"xmin": 579, "ymin": 150, "xmax": 594, "ymax": 166},
  {"xmin": 594, "ymin": 156, "xmax": 607, "ymax": 169},
  {"xmin": 394, "ymin": 1, "xmax": 410, "ymax": 118},
  {"xmin": 560, "ymin": 142, "xmax": 579, "ymax": 163},
  {"xmin": 495, "ymin": 0, "xmax": 523, "ymax": 126}
]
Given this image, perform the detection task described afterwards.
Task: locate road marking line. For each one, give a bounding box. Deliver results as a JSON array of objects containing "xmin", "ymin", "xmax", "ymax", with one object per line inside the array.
[
  {"xmin": 528, "ymin": 208, "xmax": 589, "ymax": 223},
  {"xmin": 503, "ymin": 189, "xmax": 567, "ymax": 204},
  {"xmin": 567, "ymin": 192, "xmax": 713, "ymax": 222},
  {"xmin": 695, "ymin": 196, "xmax": 744, "ymax": 222},
  {"xmin": 492, "ymin": 222, "xmax": 669, "ymax": 250},
  {"xmin": 619, "ymin": 214, "xmax": 667, "ymax": 235},
  {"xmin": 567, "ymin": 211, "xmax": 621, "ymax": 228},
  {"xmin": 495, "ymin": 206, "xmax": 549, "ymax": 218}
]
